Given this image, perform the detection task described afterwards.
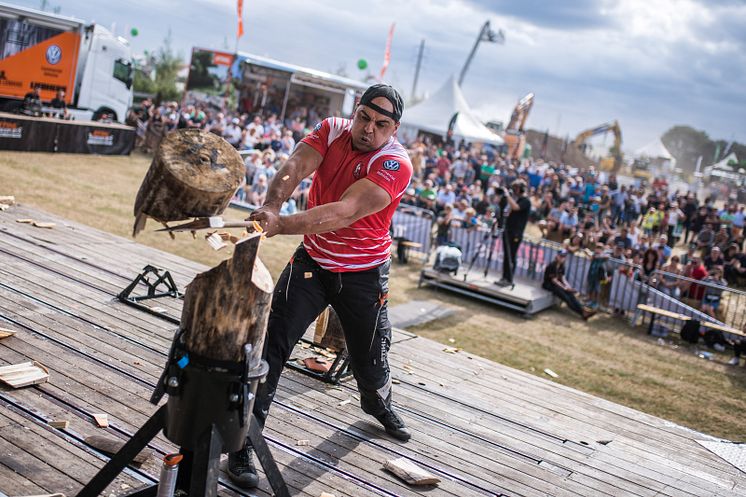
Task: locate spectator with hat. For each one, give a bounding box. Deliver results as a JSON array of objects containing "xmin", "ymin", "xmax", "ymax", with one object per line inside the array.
[{"xmin": 543, "ymin": 250, "xmax": 596, "ymax": 320}]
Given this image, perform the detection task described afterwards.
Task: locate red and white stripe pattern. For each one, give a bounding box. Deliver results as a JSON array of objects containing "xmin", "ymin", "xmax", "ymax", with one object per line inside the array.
[{"xmin": 300, "ymin": 118, "xmax": 413, "ymax": 272}]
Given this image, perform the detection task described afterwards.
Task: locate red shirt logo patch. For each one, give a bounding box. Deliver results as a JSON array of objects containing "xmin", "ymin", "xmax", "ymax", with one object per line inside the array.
[{"xmin": 353, "ymin": 163, "xmax": 362, "ymax": 179}]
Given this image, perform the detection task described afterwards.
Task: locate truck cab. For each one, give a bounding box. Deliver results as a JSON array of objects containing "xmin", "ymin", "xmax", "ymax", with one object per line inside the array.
[{"xmin": 74, "ymin": 25, "xmax": 133, "ymax": 122}]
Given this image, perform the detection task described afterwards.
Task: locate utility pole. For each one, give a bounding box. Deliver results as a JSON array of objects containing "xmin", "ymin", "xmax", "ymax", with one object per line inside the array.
[
  {"xmin": 458, "ymin": 21, "xmax": 505, "ymax": 87},
  {"xmin": 410, "ymin": 39, "xmax": 425, "ymax": 102}
]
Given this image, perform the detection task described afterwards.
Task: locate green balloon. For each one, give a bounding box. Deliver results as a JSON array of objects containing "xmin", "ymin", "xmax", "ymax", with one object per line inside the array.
[
  {"xmin": 130, "ymin": 27, "xmax": 139, "ymax": 37},
  {"xmin": 357, "ymin": 58, "xmax": 368, "ymax": 70}
]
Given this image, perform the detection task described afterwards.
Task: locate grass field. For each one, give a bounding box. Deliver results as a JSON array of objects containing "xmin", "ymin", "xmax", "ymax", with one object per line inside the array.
[{"xmin": 2, "ymin": 150, "xmax": 745, "ymax": 441}]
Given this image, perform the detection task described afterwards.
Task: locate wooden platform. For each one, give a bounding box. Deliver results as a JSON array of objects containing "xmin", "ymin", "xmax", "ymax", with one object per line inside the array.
[
  {"xmin": 419, "ymin": 268, "xmax": 556, "ymax": 315},
  {"xmin": 1, "ymin": 204, "xmax": 745, "ymax": 497}
]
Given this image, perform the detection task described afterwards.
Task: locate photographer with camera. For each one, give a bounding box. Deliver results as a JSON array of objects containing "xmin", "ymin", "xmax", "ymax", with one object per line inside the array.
[{"xmin": 496, "ymin": 179, "xmax": 531, "ymax": 287}]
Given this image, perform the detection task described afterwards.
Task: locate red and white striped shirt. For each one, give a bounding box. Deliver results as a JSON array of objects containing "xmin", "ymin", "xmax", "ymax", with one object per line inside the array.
[{"xmin": 300, "ymin": 117, "xmax": 412, "ymax": 272}]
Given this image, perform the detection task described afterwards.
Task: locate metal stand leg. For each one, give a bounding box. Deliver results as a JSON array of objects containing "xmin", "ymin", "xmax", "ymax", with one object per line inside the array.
[
  {"xmin": 177, "ymin": 425, "xmax": 223, "ymax": 497},
  {"xmin": 76, "ymin": 406, "xmax": 166, "ymax": 497},
  {"xmin": 247, "ymin": 417, "xmax": 290, "ymax": 497}
]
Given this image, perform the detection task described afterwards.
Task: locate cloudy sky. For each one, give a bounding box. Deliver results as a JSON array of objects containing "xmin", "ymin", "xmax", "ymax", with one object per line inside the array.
[{"xmin": 14, "ymin": 0, "xmax": 746, "ymax": 152}]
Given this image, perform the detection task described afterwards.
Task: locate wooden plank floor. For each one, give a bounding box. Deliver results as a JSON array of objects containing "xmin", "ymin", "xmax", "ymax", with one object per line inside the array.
[{"xmin": 0, "ymin": 204, "xmax": 744, "ymax": 497}]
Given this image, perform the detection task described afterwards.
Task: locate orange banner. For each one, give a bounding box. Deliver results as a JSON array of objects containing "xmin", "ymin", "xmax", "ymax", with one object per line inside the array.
[
  {"xmin": 0, "ymin": 31, "xmax": 80, "ymax": 104},
  {"xmin": 237, "ymin": 0, "xmax": 244, "ymax": 39}
]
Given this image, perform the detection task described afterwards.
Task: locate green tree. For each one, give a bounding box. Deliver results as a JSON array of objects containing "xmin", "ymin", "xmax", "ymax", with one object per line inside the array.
[{"xmin": 133, "ymin": 31, "xmax": 184, "ymax": 103}]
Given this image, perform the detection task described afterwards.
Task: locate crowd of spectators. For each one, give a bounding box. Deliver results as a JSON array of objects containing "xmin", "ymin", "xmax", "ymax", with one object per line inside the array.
[{"xmin": 398, "ymin": 138, "xmax": 746, "ymax": 321}]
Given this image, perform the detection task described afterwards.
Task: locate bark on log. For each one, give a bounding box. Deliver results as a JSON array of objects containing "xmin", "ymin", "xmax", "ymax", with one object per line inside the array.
[
  {"xmin": 133, "ymin": 129, "xmax": 244, "ymax": 236},
  {"xmin": 180, "ymin": 233, "xmax": 274, "ymax": 365},
  {"xmin": 314, "ymin": 306, "xmax": 346, "ymax": 352}
]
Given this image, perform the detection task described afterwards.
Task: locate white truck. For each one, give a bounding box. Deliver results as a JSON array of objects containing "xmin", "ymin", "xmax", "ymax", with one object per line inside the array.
[{"xmin": 0, "ymin": 2, "xmax": 133, "ymax": 122}]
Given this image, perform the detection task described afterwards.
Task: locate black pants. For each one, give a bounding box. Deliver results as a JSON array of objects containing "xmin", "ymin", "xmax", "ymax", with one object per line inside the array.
[
  {"xmin": 547, "ymin": 283, "xmax": 585, "ymax": 316},
  {"xmin": 502, "ymin": 230, "xmax": 522, "ymax": 283},
  {"xmin": 251, "ymin": 245, "xmax": 394, "ymax": 431}
]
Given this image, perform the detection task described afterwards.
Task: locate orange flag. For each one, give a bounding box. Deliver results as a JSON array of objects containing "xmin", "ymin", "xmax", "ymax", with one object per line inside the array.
[
  {"xmin": 379, "ymin": 22, "xmax": 395, "ymax": 81},
  {"xmin": 237, "ymin": 0, "xmax": 244, "ymax": 39}
]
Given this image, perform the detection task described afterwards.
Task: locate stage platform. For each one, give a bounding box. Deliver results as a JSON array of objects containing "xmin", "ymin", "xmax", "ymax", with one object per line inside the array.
[
  {"xmin": 419, "ymin": 267, "xmax": 556, "ymax": 315},
  {"xmin": 1, "ymin": 204, "xmax": 745, "ymax": 496}
]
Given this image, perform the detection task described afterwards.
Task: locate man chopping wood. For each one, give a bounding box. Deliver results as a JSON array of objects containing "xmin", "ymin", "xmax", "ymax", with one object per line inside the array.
[{"xmin": 228, "ymin": 84, "xmax": 413, "ymax": 488}]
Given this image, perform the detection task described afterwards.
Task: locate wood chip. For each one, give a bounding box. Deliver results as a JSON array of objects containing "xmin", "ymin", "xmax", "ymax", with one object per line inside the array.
[
  {"xmin": 0, "ymin": 203, "xmax": 9, "ymax": 211},
  {"xmin": 0, "ymin": 361, "xmax": 49, "ymax": 388},
  {"xmin": 150, "ymin": 306, "xmax": 167, "ymax": 313},
  {"xmin": 392, "ymin": 378, "xmax": 400, "ymax": 384},
  {"xmin": 0, "ymin": 327, "xmax": 17, "ymax": 339},
  {"xmin": 442, "ymin": 347, "xmax": 459, "ymax": 354},
  {"xmin": 0, "ymin": 195, "xmax": 15, "ymax": 204},
  {"xmin": 296, "ymin": 439, "xmax": 310, "ymax": 446},
  {"xmin": 282, "ymin": 175, "xmax": 290, "ymax": 181},
  {"xmin": 16, "ymin": 218, "xmax": 34, "ymax": 223},
  {"xmin": 544, "ymin": 368, "xmax": 559, "ymax": 378},
  {"xmin": 206, "ymin": 232, "xmax": 227, "ymax": 251},
  {"xmin": 32, "ymin": 221, "xmax": 56, "ymax": 229},
  {"xmin": 92, "ymin": 413, "xmax": 109, "ymax": 428},
  {"xmin": 85, "ymin": 435, "xmax": 152, "ymax": 464},
  {"xmin": 383, "ymin": 457, "xmax": 440, "ymax": 486},
  {"xmin": 20, "ymin": 494, "xmax": 66, "ymax": 497},
  {"xmin": 448, "ymin": 337, "xmax": 456, "ymax": 343},
  {"xmin": 49, "ymin": 420, "xmax": 69, "ymax": 429},
  {"xmin": 319, "ymin": 493, "xmax": 336, "ymax": 497},
  {"xmin": 338, "ymin": 399, "xmax": 351, "ymax": 407}
]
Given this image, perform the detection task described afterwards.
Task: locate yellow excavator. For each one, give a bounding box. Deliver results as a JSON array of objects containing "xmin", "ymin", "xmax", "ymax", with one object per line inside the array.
[
  {"xmin": 573, "ymin": 120, "xmax": 623, "ymax": 172},
  {"xmin": 503, "ymin": 92, "xmax": 534, "ymax": 160}
]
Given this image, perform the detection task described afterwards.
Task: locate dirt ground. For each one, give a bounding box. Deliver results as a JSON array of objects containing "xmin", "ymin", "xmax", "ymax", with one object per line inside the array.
[{"xmin": 1, "ymin": 150, "xmax": 745, "ymax": 441}]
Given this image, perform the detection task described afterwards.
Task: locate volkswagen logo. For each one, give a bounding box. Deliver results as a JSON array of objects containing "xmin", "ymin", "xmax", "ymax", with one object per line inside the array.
[{"xmin": 45, "ymin": 45, "xmax": 62, "ymax": 65}]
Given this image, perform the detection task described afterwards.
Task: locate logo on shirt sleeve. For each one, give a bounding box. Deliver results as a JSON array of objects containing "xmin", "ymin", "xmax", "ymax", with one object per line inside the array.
[
  {"xmin": 313, "ymin": 122, "xmax": 322, "ymax": 131},
  {"xmin": 382, "ymin": 159, "xmax": 400, "ymax": 171}
]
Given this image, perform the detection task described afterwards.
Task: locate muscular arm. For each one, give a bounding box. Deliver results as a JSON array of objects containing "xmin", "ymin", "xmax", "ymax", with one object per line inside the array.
[
  {"xmin": 262, "ymin": 142, "xmax": 323, "ymax": 210},
  {"xmin": 253, "ymin": 178, "xmax": 392, "ymax": 237}
]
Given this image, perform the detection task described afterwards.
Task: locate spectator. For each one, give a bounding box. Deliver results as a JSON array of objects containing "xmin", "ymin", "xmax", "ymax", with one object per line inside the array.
[
  {"xmin": 701, "ymin": 267, "xmax": 727, "ymax": 318},
  {"xmin": 703, "ymin": 246, "xmax": 725, "ymax": 272},
  {"xmin": 223, "ymin": 118, "xmax": 243, "ymax": 148},
  {"xmin": 542, "ymin": 250, "xmax": 595, "ymax": 320},
  {"xmin": 659, "ymin": 254, "xmax": 683, "ymax": 298},
  {"xmin": 586, "ymin": 243, "xmax": 610, "ymax": 309}
]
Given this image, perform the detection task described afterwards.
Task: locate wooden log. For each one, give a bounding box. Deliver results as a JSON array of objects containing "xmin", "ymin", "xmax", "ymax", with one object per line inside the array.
[
  {"xmin": 132, "ymin": 129, "xmax": 244, "ymax": 236},
  {"xmin": 314, "ymin": 306, "xmax": 346, "ymax": 352},
  {"xmin": 181, "ymin": 233, "xmax": 273, "ymax": 365}
]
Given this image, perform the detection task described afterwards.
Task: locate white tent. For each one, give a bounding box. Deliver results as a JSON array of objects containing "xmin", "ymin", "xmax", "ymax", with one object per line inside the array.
[
  {"xmin": 704, "ymin": 152, "xmax": 741, "ymax": 181},
  {"xmin": 399, "ymin": 75, "xmax": 504, "ymax": 145},
  {"xmin": 635, "ymin": 138, "xmax": 674, "ymax": 161}
]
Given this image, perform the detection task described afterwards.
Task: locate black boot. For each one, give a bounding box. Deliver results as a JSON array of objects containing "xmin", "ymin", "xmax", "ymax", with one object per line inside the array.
[
  {"xmin": 374, "ymin": 409, "xmax": 411, "ymax": 442},
  {"xmin": 227, "ymin": 446, "xmax": 259, "ymax": 489}
]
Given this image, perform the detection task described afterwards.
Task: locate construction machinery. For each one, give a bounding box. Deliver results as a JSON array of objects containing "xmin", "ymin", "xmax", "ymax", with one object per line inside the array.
[
  {"xmin": 502, "ymin": 92, "xmax": 534, "ymax": 160},
  {"xmin": 573, "ymin": 120, "xmax": 623, "ymax": 172}
]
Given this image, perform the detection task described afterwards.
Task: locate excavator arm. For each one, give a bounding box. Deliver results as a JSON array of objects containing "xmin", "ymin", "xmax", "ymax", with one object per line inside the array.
[{"xmin": 573, "ymin": 120, "xmax": 623, "ymax": 172}]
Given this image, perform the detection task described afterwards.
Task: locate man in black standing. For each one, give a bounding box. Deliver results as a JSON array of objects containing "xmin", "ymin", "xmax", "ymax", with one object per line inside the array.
[{"xmin": 497, "ymin": 179, "xmax": 530, "ymax": 287}]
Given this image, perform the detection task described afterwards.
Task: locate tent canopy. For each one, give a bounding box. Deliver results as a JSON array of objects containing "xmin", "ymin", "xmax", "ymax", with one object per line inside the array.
[
  {"xmin": 635, "ymin": 138, "xmax": 673, "ymax": 160},
  {"xmin": 400, "ymin": 75, "xmax": 503, "ymax": 145},
  {"xmin": 710, "ymin": 152, "xmax": 739, "ymax": 171}
]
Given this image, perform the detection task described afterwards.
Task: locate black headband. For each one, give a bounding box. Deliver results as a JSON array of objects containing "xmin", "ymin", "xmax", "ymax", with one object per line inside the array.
[{"xmin": 359, "ymin": 84, "xmax": 404, "ymax": 123}]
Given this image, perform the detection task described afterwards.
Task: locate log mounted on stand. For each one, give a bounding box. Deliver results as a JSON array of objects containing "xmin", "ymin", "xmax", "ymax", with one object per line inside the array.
[
  {"xmin": 132, "ymin": 129, "xmax": 244, "ymax": 236},
  {"xmin": 180, "ymin": 232, "xmax": 274, "ymax": 366}
]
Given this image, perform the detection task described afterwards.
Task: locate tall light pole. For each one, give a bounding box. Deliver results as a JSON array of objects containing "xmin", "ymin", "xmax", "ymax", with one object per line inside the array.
[
  {"xmin": 410, "ymin": 39, "xmax": 425, "ymax": 102},
  {"xmin": 458, "ymin": 21, "xmax": 505, "ymax": 87}
]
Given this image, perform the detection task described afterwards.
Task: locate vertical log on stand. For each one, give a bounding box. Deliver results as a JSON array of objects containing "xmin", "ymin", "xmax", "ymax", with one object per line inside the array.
[
  {"xmin": 180, "ymin": 233, "xmax": 274, "ymax": 367},
  {"xmin": 133, "ymin": 129, "xmax": 244, "ymax": 236}
]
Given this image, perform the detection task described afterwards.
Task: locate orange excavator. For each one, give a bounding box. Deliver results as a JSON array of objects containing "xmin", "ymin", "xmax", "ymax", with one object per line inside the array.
[
  {"xmin": 572, "ymin": 120, "xmax": 623, "ymax": 172},
  {"xmin": 502, "ymin": 92, "xmax": 534, "ymax": 160}
]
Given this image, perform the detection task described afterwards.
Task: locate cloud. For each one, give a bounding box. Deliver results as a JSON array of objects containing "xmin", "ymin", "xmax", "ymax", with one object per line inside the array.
[{"xmin": 463, "ymin": 0, "xmax": 614, "ymax": 30}]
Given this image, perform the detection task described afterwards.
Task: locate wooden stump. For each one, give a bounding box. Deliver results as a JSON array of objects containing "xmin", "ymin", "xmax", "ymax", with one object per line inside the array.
[
  {"xmin": 133, "ymin": 129, "xmax": 244, "ymax": 236},
  {"xmin": 314, "ymin": 306, "xmax": 346, "ymax": 352},
  {"xmin": 180, "ymin": 233, "xmax": 274, "ymax": 366}
]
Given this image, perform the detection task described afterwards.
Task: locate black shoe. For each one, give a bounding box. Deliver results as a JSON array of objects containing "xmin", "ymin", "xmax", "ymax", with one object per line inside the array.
[
  {"xmin": 375, "ymin": 410, "xmax": 411, "ymax": 442},
  {"xmin": 227, "ymin": 447, "xmax": 259, "ymax": 489},
  {"xmin": 495, "ymin": 279, "xmax": 512, "ymax": 287}
]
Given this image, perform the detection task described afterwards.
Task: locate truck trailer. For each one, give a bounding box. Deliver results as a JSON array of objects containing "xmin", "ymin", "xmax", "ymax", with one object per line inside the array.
[{"xmin": 0, "ymin": 2, "xmax": 133, "ymax": 122}]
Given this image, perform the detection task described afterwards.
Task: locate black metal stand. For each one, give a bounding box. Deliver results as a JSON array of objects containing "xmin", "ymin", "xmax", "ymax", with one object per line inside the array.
[
  {"xmin": 76, "ymin": 405, "xmax": 290, "ymax": 497},
  {"xmin": 117, "ymin": 266, "xmax": 182, "ymax": 323},
  {"xmin": 286, "ymin": 341, "xmax": 352, "ymax": 384}
]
